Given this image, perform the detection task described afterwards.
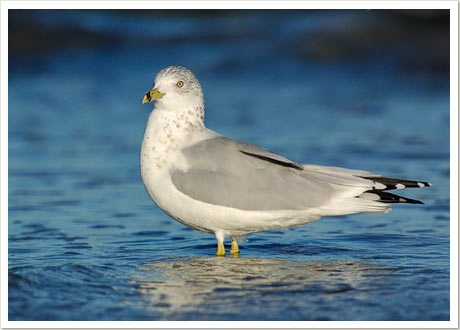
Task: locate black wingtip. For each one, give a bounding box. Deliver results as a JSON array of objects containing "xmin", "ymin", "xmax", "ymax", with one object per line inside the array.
[
  {"xmin": 364, "ymin": 190, "xmax": 425, "ymax": 205},
  {"xmin": 360, "ymin": 176, "xmax": 432, "ymax": 190},
  {"xmin": 395, "ymin": 196, "xmax": 424, "ymax": 205}
]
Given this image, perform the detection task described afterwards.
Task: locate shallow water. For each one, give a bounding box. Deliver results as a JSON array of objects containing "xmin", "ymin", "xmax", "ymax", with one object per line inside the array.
[{"xmin": 8, "ymin": 10, "xmax": 450, "ymax": 321}]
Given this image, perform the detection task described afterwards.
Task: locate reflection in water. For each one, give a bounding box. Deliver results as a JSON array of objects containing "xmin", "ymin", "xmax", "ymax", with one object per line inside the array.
[{"xmin": 133, "ymin": 257, "xmax": 393, "ymax": 320}]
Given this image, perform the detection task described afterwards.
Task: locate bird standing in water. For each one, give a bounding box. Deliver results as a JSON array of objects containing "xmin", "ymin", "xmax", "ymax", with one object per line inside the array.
[{"xmin": 140, "ymin": 66, "xmax": 430, "ymax": 257}]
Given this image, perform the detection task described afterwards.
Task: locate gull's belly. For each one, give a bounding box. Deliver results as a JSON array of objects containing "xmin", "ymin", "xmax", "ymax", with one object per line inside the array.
[{"xmin": 142, "ymin": 166, "xmax": 321, "ymax": 236}]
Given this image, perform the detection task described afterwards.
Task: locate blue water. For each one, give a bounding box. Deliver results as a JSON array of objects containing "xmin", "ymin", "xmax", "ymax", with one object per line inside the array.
[{"xmin": 8, "ymin": 10, "xmax": 450, "ymax": 321}]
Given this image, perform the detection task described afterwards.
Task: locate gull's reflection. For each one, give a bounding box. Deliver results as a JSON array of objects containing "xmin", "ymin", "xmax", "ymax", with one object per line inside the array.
[{"xmin": 133, "ymin": 257, "xmax": 393, "ymax": 319}]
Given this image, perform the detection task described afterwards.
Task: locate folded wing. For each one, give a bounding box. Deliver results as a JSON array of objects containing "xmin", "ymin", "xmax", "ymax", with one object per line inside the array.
[{"xmin": 170, "ymin": 136, "xmax": 429, "ymax": 214}]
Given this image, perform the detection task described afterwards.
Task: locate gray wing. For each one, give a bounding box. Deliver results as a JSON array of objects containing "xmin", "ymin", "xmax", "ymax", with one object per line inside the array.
[{"xmin": 171, "ymin": 137, "xmax": 336, "ymax": 211}]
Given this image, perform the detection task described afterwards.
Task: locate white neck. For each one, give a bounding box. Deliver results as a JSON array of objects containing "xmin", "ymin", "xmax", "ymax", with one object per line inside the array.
[{"xmin": 140, "ymin": 105, "xmax": 205, "ymax": 178}]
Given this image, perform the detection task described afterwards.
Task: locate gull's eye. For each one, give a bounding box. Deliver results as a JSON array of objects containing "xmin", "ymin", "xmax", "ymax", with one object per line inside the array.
[{"xmin": 176, "ymin": 80, "xmax": 184, "ymax": 88}]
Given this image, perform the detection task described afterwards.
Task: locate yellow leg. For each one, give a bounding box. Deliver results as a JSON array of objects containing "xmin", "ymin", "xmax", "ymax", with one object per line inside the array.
[
  {"xmin": 216, "ymin": 241, "xmax": 226, "ymax": 257},
  {"xmin": 230, "ymin": 239, "xmax": 239, "ymax": 256}
]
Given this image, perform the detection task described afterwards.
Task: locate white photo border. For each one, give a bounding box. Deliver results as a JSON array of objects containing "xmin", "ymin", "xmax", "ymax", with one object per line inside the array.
[{"xmin": 1, "ymin": 1, "xmax": 457, "ymax": 329}]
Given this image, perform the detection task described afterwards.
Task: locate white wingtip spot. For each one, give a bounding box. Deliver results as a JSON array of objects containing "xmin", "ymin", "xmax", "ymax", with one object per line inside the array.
[
  {"xmin": 417, "ymin": 182, "xmax": 425, "ymax": 188},
  {"xmin": 427, "ymin": 182, "xmax": 432, "ymax": 187},
  {"xmin": 399, "ymin": 198, "xmax": 407, "ymax": 202},
  {"xmin": 375, "ymin": 182, "xmax": 387, "ymax": 190},
  {"xmin": 395, "ymin": 183, "xmax": 405, "ymax": 189}
]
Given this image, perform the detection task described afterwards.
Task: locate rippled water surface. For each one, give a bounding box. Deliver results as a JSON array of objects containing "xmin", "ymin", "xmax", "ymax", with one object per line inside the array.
[{"xmin": 8, "ymin": 10, "xmax": 450, "ymax": 321}]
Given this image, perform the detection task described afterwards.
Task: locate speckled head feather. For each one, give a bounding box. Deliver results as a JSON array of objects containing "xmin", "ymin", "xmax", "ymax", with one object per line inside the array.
[
  {"xmin": 154, "ymin": 66, "xmax": 204, "ymax": 103},
  {"xmin": 150, "ymin": 66, "xmax": 205, "ymax": 130}
]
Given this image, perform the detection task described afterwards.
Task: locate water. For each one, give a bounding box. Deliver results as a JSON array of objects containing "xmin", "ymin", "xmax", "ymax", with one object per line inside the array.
[{"xmin": 8, "ymin": 10, "xmax": 450, "ymax": 321}]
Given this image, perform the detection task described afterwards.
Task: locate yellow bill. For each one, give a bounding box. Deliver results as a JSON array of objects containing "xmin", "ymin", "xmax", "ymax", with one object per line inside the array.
[{"xmin": 142, "ymin": 87, "xmax": 165, "ymax": 104}]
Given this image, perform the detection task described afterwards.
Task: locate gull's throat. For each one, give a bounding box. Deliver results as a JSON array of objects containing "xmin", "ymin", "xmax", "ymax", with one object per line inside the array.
[{"xmin": 140, "ymin": 105, "xmax": 205, "ymax": 176}]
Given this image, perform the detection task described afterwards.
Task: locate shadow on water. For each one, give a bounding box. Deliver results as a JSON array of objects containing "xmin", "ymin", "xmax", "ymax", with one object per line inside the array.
[{"xmin": 133, "ymin": 257, "xmax": 393, "ymax": 320}]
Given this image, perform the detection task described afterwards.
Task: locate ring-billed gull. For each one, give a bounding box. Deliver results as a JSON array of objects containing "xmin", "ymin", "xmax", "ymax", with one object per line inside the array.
[{"xmin": 140, "ymin": 66, "xmax": 431, "ymax": 257}]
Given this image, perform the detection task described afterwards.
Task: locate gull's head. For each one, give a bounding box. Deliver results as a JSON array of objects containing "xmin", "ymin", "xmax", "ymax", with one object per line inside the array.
[{"xmin": 142, "ymin": 66, "xmax": 204, "ymax": 110}]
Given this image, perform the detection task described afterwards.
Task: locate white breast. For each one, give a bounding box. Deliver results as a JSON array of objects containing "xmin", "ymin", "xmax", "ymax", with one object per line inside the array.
[{"xmin": 140, "ymin": 108, "xmax": 322, "ymax": 237}]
